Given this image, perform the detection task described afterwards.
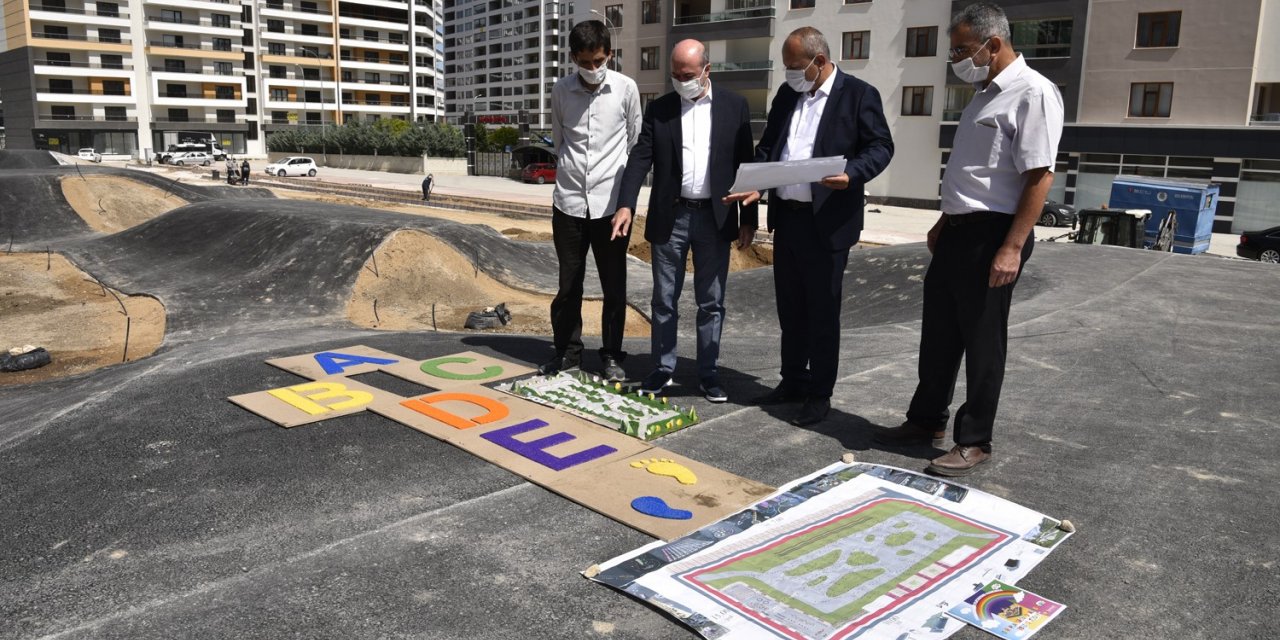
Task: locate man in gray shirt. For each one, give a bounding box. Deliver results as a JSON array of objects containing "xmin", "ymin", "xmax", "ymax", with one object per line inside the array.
[{"xmin": 541, "ymin": 20, "xmax": 642, "ymax": 382}]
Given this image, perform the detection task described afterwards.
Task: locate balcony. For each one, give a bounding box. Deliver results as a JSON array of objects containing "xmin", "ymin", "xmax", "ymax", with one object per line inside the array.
[
  {"xmin": 672, "ymin": 3, "xmax": 774, "ymax": 40},
  {"xmin": 36, "ymin": 88, "xmax": 134, "ymax": 105},
  {"xmin": 146, "ymin": 14, "xmax": 241, "ymax": 36},
  {"xmin": 260, "ymin": 4, "xmax": 333, "ymax": 23},
  {"xmin": 38, "ymin": 113, "xmax": 138, "ymax": 122},
  {"xmin": 34, "ymin": 60, "xmax": 135, "ymax": 78},
  {"xmin": 147, "ymin": 40, "xmax": 240, "ymax": 57},
  {"xmin": 30, "ymin": 31, "xmax": 132, "ymax": 45},
  {"xmin": 29, "ymin": 4, "xmax": 131, "ymax": 26}
]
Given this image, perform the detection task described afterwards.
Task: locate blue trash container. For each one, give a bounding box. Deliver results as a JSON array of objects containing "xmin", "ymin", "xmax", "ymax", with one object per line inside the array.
[{"xmin": 1108, "ymin": 177, "xmax": 1219, "ymax": 254}]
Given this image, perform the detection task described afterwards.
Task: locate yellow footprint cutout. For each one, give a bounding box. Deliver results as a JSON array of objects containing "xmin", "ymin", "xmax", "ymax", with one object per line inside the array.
[{"xmin": 630, "ymin": 458, "xmax": 698, "ymax": 485}]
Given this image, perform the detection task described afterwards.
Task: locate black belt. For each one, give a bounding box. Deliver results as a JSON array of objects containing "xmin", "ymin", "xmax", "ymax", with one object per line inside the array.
[
  {"xmin": 945, "ymin": 211, "xmax": 1010, "ymax": 226},
  {"xmin": 676, "ymin": 196, "xmax": 713, "ymax": 209},
  {"xmin": 773, "ymin": 198, "xmax": 814, "ymax": 212}
]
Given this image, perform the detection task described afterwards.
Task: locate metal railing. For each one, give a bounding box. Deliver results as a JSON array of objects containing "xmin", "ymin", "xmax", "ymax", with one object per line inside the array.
[
  {"xmin": 38, "ymin": 88, "xmax": 131, "ymax": 95},
  {"xmin": 1249, "ymin": 114, "xmax": 1280, "ymax": 126},
  {"xmin": 31, "ymin": 4, "xmax": 129, "ymax": 17},
  {"xmin": 35, "ymin": 59, "xmax": 133, "ymax": 70},
  {"xmin": 148, "ymin": 41, "xmax": 236, "ymax": 51},
  {"xmin": 39, "ymin": 114, "xmax": 137, "ymax": 121},
  {"xmin": 709, "ymin": 60, "xmax": 771, "ymax": 72},
  {"xmin": 673, "ymin": 5, "xmax": 775, "ymax": 25},
  {"xmin": 33, "ymin": 32, "xmax": 130, "ymax": 44}
]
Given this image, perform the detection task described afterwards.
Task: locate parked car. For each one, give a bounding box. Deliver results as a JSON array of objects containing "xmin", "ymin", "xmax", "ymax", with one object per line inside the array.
[
  {"xmin": 1236, "ymin": 226, "xmax": 1280, "ymax": 263},
  {"xmin": 77, "ymin": 148, "xmax": 102, "ymax": 162},
  {"xmin": 1038, "ymin": 200, "xmax": 1077, "ymax": 227},
  {"xmin": 521, "ymin": 162, "xmax": 556, "ymax": 184},
  {"xmin": 265, "ymin": 156, "xmax": 318, "ymax": 177},
  {"xmin": 171, "ymin": 151, "xmax": 212, "ymax": 166}
]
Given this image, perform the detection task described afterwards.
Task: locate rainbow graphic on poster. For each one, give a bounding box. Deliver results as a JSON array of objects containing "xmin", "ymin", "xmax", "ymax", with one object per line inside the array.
[{"xmin": 947, "ymin": 579, "xmax": 1065, "ymax": 639}]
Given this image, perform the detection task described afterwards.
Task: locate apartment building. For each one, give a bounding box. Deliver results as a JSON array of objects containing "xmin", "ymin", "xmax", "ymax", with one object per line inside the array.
[
  {"xmin": 0, "ymin": 0, "xmax": 445, "ymax": 156},
  {"xmin": 441, "ymin": 0, "xmax": 579, "ymax": 128}
]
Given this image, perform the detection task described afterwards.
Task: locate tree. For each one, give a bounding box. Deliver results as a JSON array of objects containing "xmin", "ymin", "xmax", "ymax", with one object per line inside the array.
[{"xmin": 490, "ymin": 126, "xmax": 521, "ymax": 152}]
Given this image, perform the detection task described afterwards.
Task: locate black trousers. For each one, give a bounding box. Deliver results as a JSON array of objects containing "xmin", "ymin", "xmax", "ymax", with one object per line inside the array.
[
  {"xmin": 772, "ymin": 200, "xmax": 857, "ymax": 399},
  {"xmin": 907, "ymin": 214, "xmax": 1033, "ymax": 449},
  {"xmin": 550, "ymin": 207, "xmax": 631, "ymax": 361}
]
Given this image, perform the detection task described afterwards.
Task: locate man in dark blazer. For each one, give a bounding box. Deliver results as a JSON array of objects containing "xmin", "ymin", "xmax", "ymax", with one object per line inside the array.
[
  {"xmin": 614, "ymin": 39, "xmax": 759, "ymax": 403},
  {"xmin": 726, "ymin": 27, "xmax": 894, "ymax": 426}
]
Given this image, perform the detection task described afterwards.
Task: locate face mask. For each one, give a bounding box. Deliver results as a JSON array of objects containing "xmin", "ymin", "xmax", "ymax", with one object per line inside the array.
[
  {"xmin": 673, "ymin": 69, "xmax": 707, "ymax": 101},
  {"xmin": 785, "ymin": 57, "xmax": 817, "ymax": 93},
  {"xmin": 950, "ymin": 40, "xmax": 991, "ymax": 83},
  {"xmin": 578, "ymin": 64, "xmax": 607, "ymax": 86}
]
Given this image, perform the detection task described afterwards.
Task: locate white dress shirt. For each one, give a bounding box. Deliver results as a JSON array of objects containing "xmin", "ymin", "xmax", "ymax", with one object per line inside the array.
[
  {"xmin": 941, "ymin": 54, "xmax": 1064, "ymax": 216},
  {"xmin": 777, "ymin": 68, "xmax": 837, "ymax": 203},
  {"xmin": 550, "ymin": 70, "xmax": 642, "ymax": 220},
  {"xmin": 680, "ymin": 84, "xmax": 713, "ymax": 199}
]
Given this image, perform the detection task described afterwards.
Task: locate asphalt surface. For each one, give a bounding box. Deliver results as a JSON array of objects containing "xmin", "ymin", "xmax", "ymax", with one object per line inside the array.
[{"xmin": 2, "ymin": 149, "xmax": 1279, "ymax": 639}]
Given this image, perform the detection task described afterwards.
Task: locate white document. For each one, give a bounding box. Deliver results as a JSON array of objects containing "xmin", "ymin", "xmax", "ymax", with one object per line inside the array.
[{"xmin": 728, "ymin": 155, "xmax": 847, "ymax": 193}]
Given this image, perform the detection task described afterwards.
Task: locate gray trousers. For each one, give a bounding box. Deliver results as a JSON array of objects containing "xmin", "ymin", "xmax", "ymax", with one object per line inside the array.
[{"xmin": 650, "ymin": 203, "xmax": 731, "ymax": 380}]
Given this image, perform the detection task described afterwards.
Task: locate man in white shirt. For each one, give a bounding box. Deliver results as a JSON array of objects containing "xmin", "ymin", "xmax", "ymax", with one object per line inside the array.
[
  {"xmin": 876, "ymin": 2, "xmax": 1064, "ymax": 477},
  {"xmin": 542, "ymin": 20, "xmax": 642, "ymax": 381},
  {"xmin": 614, "ymin": 40, "xmax": 758, "ymax": 403}
]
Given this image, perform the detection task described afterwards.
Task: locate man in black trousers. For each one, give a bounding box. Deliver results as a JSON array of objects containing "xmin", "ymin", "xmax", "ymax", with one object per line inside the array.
[
  {"xmin": 726, "ymin": 27, "xmax": 893, "ymax": 427},
  {"xmin": 876, "ymin": 3, "xmax": 1063, "ymax": 476},
  {"xmin": 614, "ymin": 39, "xmax": 758, "ymax": 403}
]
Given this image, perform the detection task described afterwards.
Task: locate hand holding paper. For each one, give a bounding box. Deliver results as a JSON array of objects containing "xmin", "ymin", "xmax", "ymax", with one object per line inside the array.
[{"xmin": 727, "ymin": 156, "xmax": 847, "ymax": 193}]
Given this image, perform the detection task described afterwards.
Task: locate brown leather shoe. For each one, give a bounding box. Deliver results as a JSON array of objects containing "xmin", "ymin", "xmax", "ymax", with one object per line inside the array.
[
  {"xmin": 927, "ymin": 445, "xmax": 991, "ymax": 477},
  {"xmin": 874, "ymin": 421, "xmax": 946, "ymax": 448}
]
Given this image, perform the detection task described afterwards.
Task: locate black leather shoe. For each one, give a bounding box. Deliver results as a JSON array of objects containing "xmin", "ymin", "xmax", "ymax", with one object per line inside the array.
[
  {"xmin": 639, "ymin": 370, "xmax": 674, "ymax": 395},
  {"xmin": 874, "ymin": 421, "xmax": 947, "ymax": 448},
  {"xmin": 601, "ymin": 355, "xmax": 626, "ymax": 383},
  {"xmin": 790, "ymin": 397, "xmax": 830, "ymax": 427},
  {"xmin": 538, "ymin": 354, "xmax": 580, "ymax": 376},
  {"xmin": 752, "ymin": 384, "xmax": 805, "ymax": 406}
]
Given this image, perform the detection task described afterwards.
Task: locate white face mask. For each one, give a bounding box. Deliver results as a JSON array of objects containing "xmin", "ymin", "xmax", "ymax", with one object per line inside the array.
[
  {"xmin": 950, "ymin": 39, "xmax": 992, "ymax": 84},
  {"xmin": 785, "ymin": 57, "xmax": 817, "ymax": 93},
  {"xmin": 673, "ymin": 68, "xmax": 708, "ymax": 101},
  {"xmin": 578, "ymin": 64, "xmax": 607, "ymax": 86}
]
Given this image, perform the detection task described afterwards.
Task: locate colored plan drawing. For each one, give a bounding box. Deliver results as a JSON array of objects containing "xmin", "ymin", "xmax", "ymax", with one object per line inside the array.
[
  {"xmin": 679, "ymin": 498, "xmax": 1011, "ymax": 639},
  {"xmin": 497, "ymin": 372, "xmax": 698, "ymax": 441}
]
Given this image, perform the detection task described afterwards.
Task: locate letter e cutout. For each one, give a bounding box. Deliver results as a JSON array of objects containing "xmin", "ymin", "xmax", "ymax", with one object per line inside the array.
[{"xmin": 480, "ymin": 419, "xmax": 617, "ymax": 471}]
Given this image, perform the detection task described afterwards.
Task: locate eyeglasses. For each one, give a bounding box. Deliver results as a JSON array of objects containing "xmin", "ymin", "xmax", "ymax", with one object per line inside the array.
[{"xmin": 947, "ymin": 39, "xmax": 990, "ymax": 61}]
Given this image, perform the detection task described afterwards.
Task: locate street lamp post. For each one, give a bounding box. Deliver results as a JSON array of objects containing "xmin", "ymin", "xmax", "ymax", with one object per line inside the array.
[{"xmin": 297, "ymin": 48, "xmax": 329, "ymax": 154}]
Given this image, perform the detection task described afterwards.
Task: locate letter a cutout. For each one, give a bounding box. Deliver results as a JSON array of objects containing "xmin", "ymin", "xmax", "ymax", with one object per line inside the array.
[
  {"xmin": 400, "ymin": 392, "xmax": 511, "ymax": 430},
  {"xmin": 480, "ymin": 419, "xmax": 617, "ymax": 471},
  {"xmin": 267, "ymin": 381, "xmax": 375, "ymax": 415},
  {"xmin": 313, "ymin": 351, "xmax": 398, "ymax": 375}
]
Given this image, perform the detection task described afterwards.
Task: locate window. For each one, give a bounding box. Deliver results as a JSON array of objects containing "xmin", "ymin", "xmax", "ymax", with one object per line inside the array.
[
  {"xmin": 301, "ymin": 1, "xmax": 318, "ymax": 13},
  {"xmin": 943, "ymin": 85, "xmax": 975, "ymax": 121},
  {"xmin": 161, "ymin": 10, "xmax": 182, "ymax": 23},
  {"xmin": 303, "ymin": 68, "xmax": 321, "ymax": 80},
  {"xmin": 43, "ymin": 25, "xmax": 69, "ymax": 39},
  {"xmin": 43, "ymin": 0, "xmax": 66, "ymax": 11},
  {"xmin": 214, "ymin": 109, "xmax": 234, "ymax": 122},
  {"xmin": 844, "ymin": 0, "xmax": 871, "ymax": 3},
  {"xmin": 906, "ymin": 26, "xmax": 937, "ymax": 57},
  {"xmin": 97, "ymin": 2, "xmax": 119, "ymax": 17},
  {"xmin": 640, "ymin": 92, "xmax": 657, "ymax": 110},
  {"xmin": 901, "ymin": 86, "xmax": 933, "ymax": 116},
  {"xmin": 98, "ymin": 28, "xmax": 121, "ymax": 44},
  {"xmin": 268, "ymin": 42, "xmax": 285, "ymax": 55},
  {"xmin": 270, "ymin": 88, "xmax": 288, "ymax": 101},
  {"xmin": 271, "ymin": 110, "xmax": 287, "ymax": 123},
  {"xmin": 1010, "ymin": 19, "xmax": 1072, "ymax": 58},
  {"xmin": 305, "ymin": 112, "xmax": 322, "ymax": 125},
  {"xmin": 164, "ymin": 59, "xmax": 186, "ymax": 72},
  {"xmin": 842, "ymin": 31, "xmax": 869, "ymax": 60},
  {"xmin": 269, "ymin": 65, "xmax": 285, "ymax": 78},
  {"xmin": 791, "ymin": 0, "xmax": 816, "ymax": 8},
  {"xmin": 609, "ymin": 48, "xmax": 622, "ymax": 72},
  {"xmin": 298, "ymin": 46, "xmax": 320, "ymax": 58},
  {"xmin": 305, "ymin": 90, "xmax": 320, "ymax": 102},
  {"xmin": 51, "ymin": 105, "xmax": 76, "ymax": 120},
  {"xmin": 604, "ymin": 4, "xmax": 622, "ymax": 29},
  {"xmin": 268, "ymin": 19, "xmax": 284, "ymax": 33},
  {"xmin": 162, "ymin": 34, "xmax": 184, "ymax": 47},
  {"xmin": 102, "ymin": 80, "xmax": 126, "ymax": 96},
  {"xmin": 365, "ymin": 51, "xmax": 380, "ymax": 63},
  {"xmin": 48, "ymin": 78, "xmax": 74, "ymax": 93},
  {"xmin": 1137, "ymin": 11, "xmax": 1180, "ymax": 48},
  {"xmin": 166, "ymin": 83, "xmax": 187, "ymax": 98},
  {"xmin": 300, "ymin": 23, "xmax": 318, "ymax": 36},
  {"xmin": 215, "ymin": 85, "xmax": 235, "ymax": 100},
  {"xmin": 167, "ymin": 108, "xmax": 189, "ymax": 122},
  {"xmin": 104, "ymin": 106, "xmax": 127, "ymax": 121},
  {"xmin": 641, "ymin": 0, "xmax": 659, "ymax": 24},
  {"xmin": 212, "ymin": 13, "xmax": 231, "ymax": 28},
  {"xmin": 367, "ymin": 93, "xmax": 382, "ymax": 105},
  {"xmin": 46, "ymin": 52, "xmax": 71, "ymax": 66},
  {"xmin": 101, "ymin": 54, "xmax": 123, "ymax": 70},
  {"xmin": 640, "ymin": 46, "xmax": 659, "ymax": 71},
  {"xmin": 1128, "ymin": 82, "xmax": 1173, "ymax": 117},
  {"xmin": 364, "ymin": 72, "xmax": 381, "ymax": 83},
  {"xmin": 214, "ymin": 61, "xmax": 233, "ymax": 75}
]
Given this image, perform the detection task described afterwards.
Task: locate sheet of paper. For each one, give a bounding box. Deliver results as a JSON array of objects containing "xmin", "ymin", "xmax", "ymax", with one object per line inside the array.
[{"xmin": 728, "ymin": 156, "xmax": 847, "ymax": 193}]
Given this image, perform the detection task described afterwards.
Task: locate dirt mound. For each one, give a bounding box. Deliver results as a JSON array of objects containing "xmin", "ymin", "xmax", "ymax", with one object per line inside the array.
[
  {"xmin": 626, "ymin": 216, "xmax": 774, "ymax": 272},
  {"xmin": 0, "ymin": 252, "xmax": 165, "ymax": 386},
  {"xmin": 348, "ymin": 229, "xmax": 649, "ymax": 336},
  {"xmin": 60, "ymin": 174, "xmax": 188, "ymax": 233}
]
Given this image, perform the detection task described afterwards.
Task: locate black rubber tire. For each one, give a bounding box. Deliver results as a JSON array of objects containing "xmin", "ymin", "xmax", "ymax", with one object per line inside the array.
[
  {"xmin": 1261, "ymin": 249, "xmax": 1280, "ymax": 263},
  {"xmin": 1039, "ymin": 212, "xmax": 1057, "ymax": 227},
  {"xmin": 307, "ymin": 169, "xmax": 317, "ymax": 177},
  {"xmin": 536, "ymin": 175, "xmax": 546, "ymax": 185}
]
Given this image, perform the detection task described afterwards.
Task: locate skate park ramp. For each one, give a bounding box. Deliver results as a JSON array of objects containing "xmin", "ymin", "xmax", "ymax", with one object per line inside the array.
[{"xmin": 1, "ymin": 152, "xmax": 1279, "ymax": 639}]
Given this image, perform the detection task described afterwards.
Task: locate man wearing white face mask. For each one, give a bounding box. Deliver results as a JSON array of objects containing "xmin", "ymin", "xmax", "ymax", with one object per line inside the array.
[
  {"xmin": 876, "ymin": 3, "xmax": 1064, "ymax": 477},
  {"xmin": 725, "ymin": 27, "xmax": 893, "ymax": 427},
  {"xmin": 543, "ymin": 20, "xmax": 642, "ymax": 382},
  {"xmin": 615, "ymin": 40, "xmax": 758, "ymax": 403}
]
